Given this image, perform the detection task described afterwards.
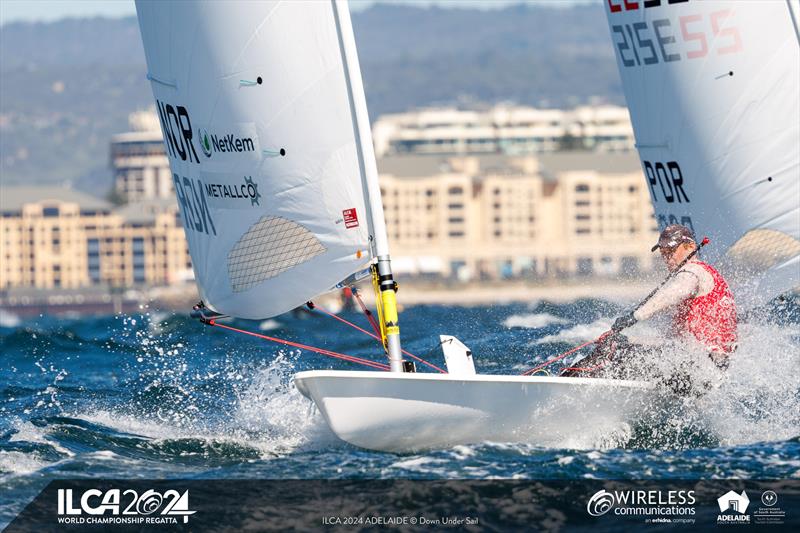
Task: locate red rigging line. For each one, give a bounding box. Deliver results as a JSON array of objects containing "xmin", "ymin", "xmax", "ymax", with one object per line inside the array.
[
  {"xmin": 309, "ymin": 302, "xmax": 448, "ymax": 374},
  {"xmin": 351, "ymin": 288, "xmax": 382, "ymax": 339},
  {"xmin": 521, "ymin": 332, "xmax": 611, "ymax": 376},
  {"xmin": 207, "ymin": 320, "xmax": 390, "ymax": 371}
]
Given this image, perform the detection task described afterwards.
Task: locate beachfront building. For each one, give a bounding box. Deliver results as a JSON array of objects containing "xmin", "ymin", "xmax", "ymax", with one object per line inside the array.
[
  {"xmin": 109, "ymin": 105, "xmax": 634, "ymax": 202},
  {"xmin": 1, "ymin": 152, "xmax": 657, "ymax": 290},
  {"xmin": 110, "ymin": 110, "xmax": 173, "ymax": 202},
  {"xmin": 371, "ymin": 104, "xmax": 635, "ymax": 157},
  {"xmin": 0, "ymin": 187, "xmax": 191, "ymax": 290},
  {"xmin": 377, "ymin": 152, "xmax": 658, "ymax": 280}
]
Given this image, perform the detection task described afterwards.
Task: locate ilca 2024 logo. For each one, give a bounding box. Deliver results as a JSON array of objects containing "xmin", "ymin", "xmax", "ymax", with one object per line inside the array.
[{"xmin": 57, "ymin": 487, "xmax": 196, "ymax": 525}]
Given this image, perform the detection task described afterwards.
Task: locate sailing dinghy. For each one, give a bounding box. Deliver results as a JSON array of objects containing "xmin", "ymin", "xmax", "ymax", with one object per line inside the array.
[{"xmin": 132, "ymin": 0, "xmax": 720, "ymax": 453}]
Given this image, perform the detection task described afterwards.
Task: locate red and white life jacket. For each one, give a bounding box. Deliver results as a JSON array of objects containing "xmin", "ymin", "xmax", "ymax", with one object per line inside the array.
[{"xmin": 672, "ymin": 261, "xmax": 738, "ymax": 353}]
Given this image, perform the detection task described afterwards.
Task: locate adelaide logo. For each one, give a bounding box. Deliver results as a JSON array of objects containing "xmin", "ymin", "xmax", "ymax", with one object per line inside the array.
[{"xmin": 717, "ymin": 490, "xmax": 750, "ymax": 524}]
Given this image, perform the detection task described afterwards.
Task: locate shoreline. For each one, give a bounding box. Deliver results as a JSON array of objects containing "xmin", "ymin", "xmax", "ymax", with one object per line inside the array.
[
  {"xmin": 389, "ymin": 281, "xmax": 654, "ymax": 306},
  {"xmin": 0, "ymin": 279, "xmax": 659, "ymax": 318},
  {"xmin": 349, "ymin": 279, "xmax": 658, "ymax": 308}
]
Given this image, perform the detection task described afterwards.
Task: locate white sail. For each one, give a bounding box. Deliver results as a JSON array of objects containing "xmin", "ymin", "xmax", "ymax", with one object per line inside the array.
[
  {"xmin": 135, "ymin": 1, "xmax": 374, "ymax": 319},
  {"xmin": 605, "ymin": 0, "xmax": 800, "ymax": 306}
]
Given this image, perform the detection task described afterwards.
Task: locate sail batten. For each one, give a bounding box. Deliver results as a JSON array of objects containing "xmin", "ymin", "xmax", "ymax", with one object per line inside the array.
[{"xmin": 135, "ymin": 0, "xmax": 374, "ymax": 319}]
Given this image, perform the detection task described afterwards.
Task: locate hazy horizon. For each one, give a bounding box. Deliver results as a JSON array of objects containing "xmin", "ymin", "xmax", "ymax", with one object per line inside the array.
[{"xmin": 0, "ymin": 0, "xmax": 595, "ymax": 26}]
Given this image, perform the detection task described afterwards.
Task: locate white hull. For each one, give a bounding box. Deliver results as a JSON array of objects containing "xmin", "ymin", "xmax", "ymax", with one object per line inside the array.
[{"xmin": 294, "ymin": 371, "xmax": 657, "ymax": 453}]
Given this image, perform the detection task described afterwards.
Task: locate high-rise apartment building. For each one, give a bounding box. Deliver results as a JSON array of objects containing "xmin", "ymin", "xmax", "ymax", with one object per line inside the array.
[{"xmin": 110, "ymin": 110, "xmax": 173, "ymax": 202}]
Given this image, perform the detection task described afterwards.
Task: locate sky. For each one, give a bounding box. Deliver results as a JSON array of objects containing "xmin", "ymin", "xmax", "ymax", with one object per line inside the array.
[{"xmin": 0, "ymin": 0, "xmax": 591, "ymax": 25}]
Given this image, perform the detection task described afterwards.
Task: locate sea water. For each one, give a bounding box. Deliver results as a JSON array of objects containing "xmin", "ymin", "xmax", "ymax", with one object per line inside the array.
[{"xmin": 1, "ymin": 298, "xmax": 799, "ymax": 526}]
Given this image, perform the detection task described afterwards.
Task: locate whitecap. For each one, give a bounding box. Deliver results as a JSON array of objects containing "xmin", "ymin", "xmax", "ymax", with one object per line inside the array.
[
  {"xmin": 258, "ymin": 319, "xmax": 282, "ymax": 331},
  {"xmin": 533, "ymin": 319, "xmax": 611, "ymax": 345},
  {"xmin": 503, "ymin": 313, "xmax": 568, "ymax": 329},
  {"xmin": 0, "ymin": 309, "xmax": 21, "ymax": 328}
]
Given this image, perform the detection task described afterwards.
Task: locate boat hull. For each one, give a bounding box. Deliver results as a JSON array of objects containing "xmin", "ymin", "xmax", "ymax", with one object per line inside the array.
[{"xmin": 294, "ymin": 371, "xmax": 656, "ymax": 452}]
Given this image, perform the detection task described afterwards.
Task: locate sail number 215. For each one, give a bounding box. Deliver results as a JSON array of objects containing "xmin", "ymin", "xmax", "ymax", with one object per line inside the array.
[{"xmin": 611, "ymin": 10, "xmax": 742, "ymax": 68}]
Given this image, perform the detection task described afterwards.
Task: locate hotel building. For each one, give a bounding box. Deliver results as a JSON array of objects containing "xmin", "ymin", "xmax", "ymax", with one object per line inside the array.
[
  {"xmin": 372, "ymin": 104, "xmax": 635, "ymax": 157},
  {"xmin": 1, "ymin": 102, "xmax": 654, "ymax": 292},
  {"xmin": 0, "ymin": 188, "xmax": 191, "ymax": 290},
  {"xmin": 379, "ymin": 152, "xmax": 658, "ymax": 280},
  {"xmin": 1, "ymin": 151, "xmax": 656, "ymax": 291}
]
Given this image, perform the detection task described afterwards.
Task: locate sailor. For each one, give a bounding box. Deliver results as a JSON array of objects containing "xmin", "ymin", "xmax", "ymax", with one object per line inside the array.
[{"xmin": 612, "ymin": 224, "xmax": 738, "ymax": 369}]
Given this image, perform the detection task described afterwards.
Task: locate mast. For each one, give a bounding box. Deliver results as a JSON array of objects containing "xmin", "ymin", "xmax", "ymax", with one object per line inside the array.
[{"xmin": 332, "ymin": 0, "xmax": 405, "ymax": 372}]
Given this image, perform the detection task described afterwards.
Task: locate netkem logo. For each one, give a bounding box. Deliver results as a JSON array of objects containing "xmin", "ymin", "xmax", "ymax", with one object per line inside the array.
[
  {"xmin": 57, "ymin": 488, "xmax": 196, "ymax": 525},
  {"xmin": 198, "ymin": 127, "xmax": 255, "ymax": 158}
]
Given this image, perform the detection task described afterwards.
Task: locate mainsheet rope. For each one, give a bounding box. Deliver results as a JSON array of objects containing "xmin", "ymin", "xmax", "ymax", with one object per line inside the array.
[{"xmin": 520, "ymin": 331, "xmax": 612, "ymax": 376}]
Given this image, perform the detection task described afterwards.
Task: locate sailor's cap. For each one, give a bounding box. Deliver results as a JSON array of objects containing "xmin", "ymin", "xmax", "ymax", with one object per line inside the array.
[{"xmin": 651, "ymin": 224, "xmax": 696, "ymax": 252}]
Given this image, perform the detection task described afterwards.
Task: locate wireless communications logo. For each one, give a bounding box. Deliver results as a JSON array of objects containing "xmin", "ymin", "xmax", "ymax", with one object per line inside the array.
[
  {"xmin": 586, "ymin": 488, "xmax": 696, "ymax": 523},
  {"xmin": 587, "ymin": 490, "xmax": 615, "ymax": 516}
]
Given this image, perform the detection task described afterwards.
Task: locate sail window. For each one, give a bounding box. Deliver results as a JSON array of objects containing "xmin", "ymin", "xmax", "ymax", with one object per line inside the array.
[
  {"xmin": 227, "ymin": 216, "xmax": 326, "ymax": 293},
  {"xmin": 725, "ymin": 229, "xmax": 800, "ymax": 274}
]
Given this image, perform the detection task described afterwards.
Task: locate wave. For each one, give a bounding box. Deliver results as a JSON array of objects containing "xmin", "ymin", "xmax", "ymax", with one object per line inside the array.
[
  {"xmin": 0, "ymin": 309, "xmax": 22, "ymax": 328},
  {"xmin": 532, "ymin": 319, "xmax": 611, "ymax": 345},
  {"xmin": 2, "ymin": 300, "xmax": 799, "ymax": 491},
  {"xmin": 258, "ymin": 319, "xmax": 282, "ymax": 331},
  {"xmin": 502, "ymin": 313, "xmax": 568, "ymax": 329}
]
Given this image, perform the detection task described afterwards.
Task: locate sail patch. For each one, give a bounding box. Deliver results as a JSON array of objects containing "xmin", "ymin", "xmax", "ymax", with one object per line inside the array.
[
  {"xmin": 196, "ymin": 122, "xmax": 260, "ymax": 161},
  {"xmin": 227, "ymin": 216, "xmax": 326, "ymax": 292},
  {"xmin": 343, "ymin": 208, "xmax": 359, "ymax": 229}
]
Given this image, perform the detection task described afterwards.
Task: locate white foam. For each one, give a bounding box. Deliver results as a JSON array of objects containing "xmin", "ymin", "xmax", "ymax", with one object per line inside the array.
[
  {"xmin": 258, "ymin": 319, "xmax": 282, "ymax": 331},
  {"xmin": 8, "ymin": 419, "xmax": 75, "ymax": 457},
  {"xmin": 389, "ymin": 456, "xmax": 447, "ymax": 472},
  {"xmin": 0, "ymin": 451, "xmax": 49, "ymax": 477},
  {"xmin": 74, "ymin": 351, "xmax": 338, "ymax": 458},
  {"xmin": 533, "ymin": 319, "xmax": 611, "ymax": 345},
  {"xmin": 503, "ymin": 313, "xmax": 568, "ymax": 329},
  {"xmin": 0, "ymin": 309, "xmax": 21, "ymax": 328},
  {"xmin": 699, "ymin": 322, "xmax": 800, "ymax": 446}
]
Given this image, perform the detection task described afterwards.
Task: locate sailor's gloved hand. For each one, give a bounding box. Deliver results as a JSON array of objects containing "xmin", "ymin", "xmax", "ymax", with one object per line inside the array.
[{"xmin": 612, "ymin": 312, "xmax": 637, "ymax": 332}]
